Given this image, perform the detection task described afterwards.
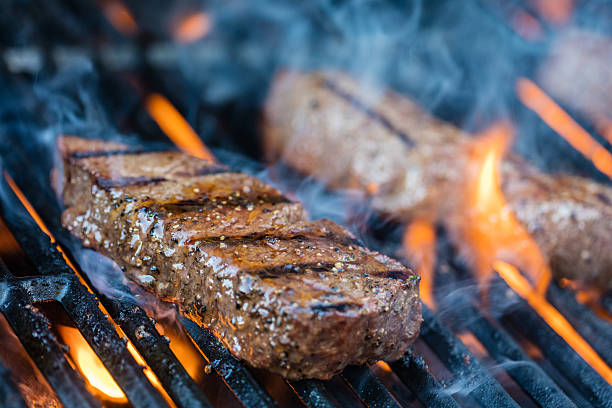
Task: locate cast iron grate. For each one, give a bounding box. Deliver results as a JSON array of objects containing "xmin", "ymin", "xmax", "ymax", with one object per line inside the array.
[{"xmin": 0, "ymin": 130, "xmax": 611, "ymax": 407}]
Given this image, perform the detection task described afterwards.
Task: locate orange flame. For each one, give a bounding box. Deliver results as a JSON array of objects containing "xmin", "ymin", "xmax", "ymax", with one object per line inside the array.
[
  {"xmin": 403, "ymin": 220, "xmax": 436, "ymax": 310},
  {"xmin": 173, "ymin": 12, "xmax": 212, "ymax": 43},
  {"xmin": 517, "ymin": 78, "xmax": 612, "ymax": 180},
  {"xmin": 57, "ymin": 325, "xmax": 127, "ymax": 402},
  {"xmin": 456, "ymin": 332, "xmax": 488, "ymax": 358},
  {"xmin": 375, "ymin": 360, "xmax": 392, "ymax": 373},
  {"xmin": 453, "ymin": 128, "xmax": 612, "ymax": 384},
  {"xmin": 146, "ymin": 94, "xmax": 216, "ymax": 162},
  {"xmin": 494, "ymin": 261, "xmax": 612, "ymax": 385},
  {"xmin": 452, "ymin": 123, "xmax": 551, "ymax": 295},
  {"xmin": 101, "ymin": 0, "xmax": 137, "ymax": 35},
  {"xmin": 154, "ymin": 323, "xmax": 203, "ymax": 382}
]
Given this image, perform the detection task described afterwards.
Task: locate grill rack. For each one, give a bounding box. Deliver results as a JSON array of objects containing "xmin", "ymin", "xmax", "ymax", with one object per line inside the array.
[
  {"xmin": 0, "ymin": 125, "xmax": 611, "ymax": 407},
  {"xmin": 1, "ymin": 0, "xmax": 612, "ymax": 405}
]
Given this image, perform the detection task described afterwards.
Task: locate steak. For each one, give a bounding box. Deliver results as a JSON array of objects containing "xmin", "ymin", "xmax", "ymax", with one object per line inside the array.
[
  {"xmin": 263, "ymin": 71, "xmax": 612, "ymax": 291},
  {"xmin": 57, "ymin": 135, "xmax": 422, "ymax": 380}
]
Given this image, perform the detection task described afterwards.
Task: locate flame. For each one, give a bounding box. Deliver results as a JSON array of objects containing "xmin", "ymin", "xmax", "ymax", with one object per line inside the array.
[
  {"xmin": 146, "ymin": 94, "xmax": 216, "ymax": 162},
  {"xmin": 453, "ymin": 123, "xmax": 551, "ymax": 295},
  {"xmin": 57, "ymin": 325, "xmax": 127, "ymax": 401},
  {"xmin": 531, "ymin": 0, "xmax": 574, "ymax": 25},
  {"xmin": 173, "ymin": 12, "xmax": 212, "ymax": 43},
  {"xmin": 375, "ymin": 361, "xmax": 392, "ymax": 373},
  {"xmin": 154, "ymin": 323, "xmax": 203, "ymax": 382},
  {"xmin": 517, "ymin": 78, "xmax": 612, "ymax": 180},
  {"xmin": 101, "ymin": 0, "xmax": 137, "ymax": 35},
  {"xmin": 403, "ymin": 220, "xmax": 436, "ymax": 310},
  {"xmin": 494, "ymin": 261, "xmax": 612, "ymax": 385}
]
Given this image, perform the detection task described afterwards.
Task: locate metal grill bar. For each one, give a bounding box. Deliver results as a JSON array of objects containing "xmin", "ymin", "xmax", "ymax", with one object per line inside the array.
[
  {"xmin": 546, "ymin": 283, "xmax": 612, "ymax": 367},
  {"xmin": 286, "ymin": 379, "xmax": 340, "ymax": 408},
  {"xmin": 0, "ymin": 359, "xmax": 27, "ymax": 408},
  {"xmin": 447, "ymin": 298, "xmax": 575, "ymax": 407},
  {"xmin": 341, "ymin": 365, "xmax": 400, "ymax": 408},
  {"xmin": 431, "ymin": 256, "xmax": 575, "ymax": 406},
  {"xmin": 180, "ymin": 317, "xmax": 276, "ymax": 408},
  {"xmin": 493, "ymin": 280, "xmax": 612, "ymax": 408},
  {"xmin": 19, "ymin": 275, "xmax": 171, "ymax": 408},
  {"xmin": 420, "ymin": 306, "xmax": 519, "ymax": 408},
  {"xmin": 389, "ymin": 350, "xmax": 460, "ymax": 408}
]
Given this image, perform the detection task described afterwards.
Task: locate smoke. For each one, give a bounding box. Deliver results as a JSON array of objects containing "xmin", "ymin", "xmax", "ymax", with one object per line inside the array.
[
  {"xmin": 72, "ymin": 249, "xmax": 137, "ymax": 303},
  {"xmin": 171, "ymin": 0, "xmax": 533, "ymax": 128},
  {"xmin": 0, "ymin": 63, "xmax": 147, "ymax": 304}
]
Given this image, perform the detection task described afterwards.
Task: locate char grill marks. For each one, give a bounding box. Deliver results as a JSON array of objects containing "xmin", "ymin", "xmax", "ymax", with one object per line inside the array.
[
  {"xmin": 58, "ymin": 136, "xmax": 422, "ymax": 380},
  {"xmin": 323, "ymin": 78, "xmax": 415, "ymax": 148}
]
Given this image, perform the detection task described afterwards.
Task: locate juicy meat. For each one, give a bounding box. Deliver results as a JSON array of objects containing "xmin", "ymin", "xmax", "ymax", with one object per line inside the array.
[
  {"xmin": 57, "ymin": 135, "xmax": 422, "ymax": 380},
  {"xmin": 263, "ymin": 71, "xmax": 612, "ymax": 291}
]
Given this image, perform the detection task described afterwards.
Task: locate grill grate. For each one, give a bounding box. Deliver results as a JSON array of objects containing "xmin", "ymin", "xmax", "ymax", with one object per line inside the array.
[
  {"xmin": 1, "ymin": 1, "xmax": 612, "ymax": 405},
  {"xmin": 0, "ymin": 128, "xmax": 609, "ymax": 408}
]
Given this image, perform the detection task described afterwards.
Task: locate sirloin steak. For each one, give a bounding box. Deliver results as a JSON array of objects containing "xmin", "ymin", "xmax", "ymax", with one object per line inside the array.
[{"xmin": 57, "ymin": 135, "xmax": 422, "ymax": 380}]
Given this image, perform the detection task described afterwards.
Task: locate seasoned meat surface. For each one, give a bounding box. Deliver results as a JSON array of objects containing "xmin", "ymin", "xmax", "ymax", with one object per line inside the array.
[
  {"xmin": 263, "ymin": 71, "xmax": 612, "ymax": 290},
  {"xmin": 57, "ymin": 135, "xmax": 422, "ymax": 380}
]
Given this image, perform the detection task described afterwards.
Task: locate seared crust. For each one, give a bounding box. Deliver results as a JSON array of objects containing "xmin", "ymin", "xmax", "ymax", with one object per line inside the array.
[
  {"xmin": 58, "ymin": 136, "xmax": 422, "ymax": 379},
  {"xmin": 263, "ymin": 71, "xmax": 612, "ymax": 290}
]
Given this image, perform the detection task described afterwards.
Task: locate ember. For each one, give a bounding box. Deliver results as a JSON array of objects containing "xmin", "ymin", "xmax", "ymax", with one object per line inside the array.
[{"xmin": 446, "ymin": 123, "xmax": 551, "ymax": 298}]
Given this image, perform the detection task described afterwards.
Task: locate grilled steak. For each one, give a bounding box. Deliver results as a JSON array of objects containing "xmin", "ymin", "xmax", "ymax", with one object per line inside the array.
[
  {"xmin": 57, "ymin": 135, "xmax": 422, "ymax": 380},
  {"xmin": 263, "ymin": 71, "xmax": 612, "ymax": 291}
]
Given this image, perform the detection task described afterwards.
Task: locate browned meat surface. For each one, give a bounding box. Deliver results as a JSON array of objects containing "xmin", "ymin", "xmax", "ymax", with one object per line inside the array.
[
  {"xmin": 263, "ymin": 71, "xmax": 612, "ymax": 291},
  {"xmin": 57, "ymin": 135, "xmax": 422, "ymax": 380}
]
